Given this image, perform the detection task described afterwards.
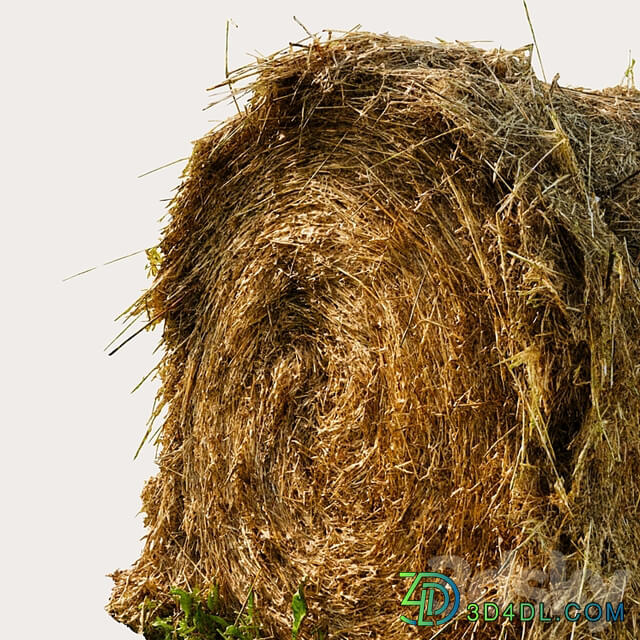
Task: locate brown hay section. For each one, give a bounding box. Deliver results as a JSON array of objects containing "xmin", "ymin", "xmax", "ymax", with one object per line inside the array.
[{"xmin": 108, "ymin": 32, "xmax": 640, "ymax": 639}]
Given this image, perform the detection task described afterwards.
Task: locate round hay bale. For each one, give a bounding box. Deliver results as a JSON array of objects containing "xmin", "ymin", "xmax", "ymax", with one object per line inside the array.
[{"xmin": 108, "ymin": 32, "xmax": 640, "ymax": 639}]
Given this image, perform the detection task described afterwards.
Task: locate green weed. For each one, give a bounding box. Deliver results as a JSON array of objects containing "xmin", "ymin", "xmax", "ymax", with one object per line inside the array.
[
  {"xmin": 623, "ymin": 50, "xmax": 636, "ymax": 89},
  {"xmin": 145, "ymin": 582, "xmax": 315, "ymax": 640}
]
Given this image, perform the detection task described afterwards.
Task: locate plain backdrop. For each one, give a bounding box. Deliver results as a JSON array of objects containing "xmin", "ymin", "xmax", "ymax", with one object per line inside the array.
[{"xmin": 1, "ymin": 1, "xmax": 638, "ymax": 638}]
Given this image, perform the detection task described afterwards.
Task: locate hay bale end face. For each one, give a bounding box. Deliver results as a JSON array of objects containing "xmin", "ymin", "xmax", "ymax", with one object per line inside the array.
[{"xmin": 108, "ymin": 33, "xmax": 640, "ymax": 639}]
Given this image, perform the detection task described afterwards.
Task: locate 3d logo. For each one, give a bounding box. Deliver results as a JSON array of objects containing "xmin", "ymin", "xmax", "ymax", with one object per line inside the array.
[{"xmin": 400, "ymin": 572, "xmax": 461, "ymax": 627}]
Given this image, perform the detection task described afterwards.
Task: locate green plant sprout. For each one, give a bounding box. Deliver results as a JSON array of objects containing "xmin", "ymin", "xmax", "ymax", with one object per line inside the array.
[
  {"xmin": 144, "ymin": 582, "xmax": 318, "ymax": 640},
  {"xmin": 147, "ymin": 586, "xmax": 259, "ymax": 640},
  {"xmin": 623, "ymin": 50, "xmax": 636, "ymax": 89}
]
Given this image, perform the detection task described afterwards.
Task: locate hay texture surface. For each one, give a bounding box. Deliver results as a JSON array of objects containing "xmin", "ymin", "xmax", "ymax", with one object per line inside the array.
[{"xmin": 109, "ymin": 32, "xmax": 640, "ymax": 639}]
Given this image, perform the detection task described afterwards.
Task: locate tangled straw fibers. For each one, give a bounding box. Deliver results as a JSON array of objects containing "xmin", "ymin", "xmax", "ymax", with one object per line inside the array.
[{"xmin": 108, "ymin": 32, "xmax": 640, "ymax": 639}]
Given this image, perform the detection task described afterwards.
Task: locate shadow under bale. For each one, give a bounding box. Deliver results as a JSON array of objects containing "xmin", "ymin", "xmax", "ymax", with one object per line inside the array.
[{"xmin": 108, "ymin": 32, "xmax": 640, "ymax": 639}]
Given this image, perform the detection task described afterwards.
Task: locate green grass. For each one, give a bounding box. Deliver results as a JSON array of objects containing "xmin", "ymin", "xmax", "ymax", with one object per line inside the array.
[
  {"xmin": 143, "ymin": 582, "xmax": 315, "ymax": 640},
  {"xmin": 623, "ymin": 50, "xmax": 636, "ymax": 89}
]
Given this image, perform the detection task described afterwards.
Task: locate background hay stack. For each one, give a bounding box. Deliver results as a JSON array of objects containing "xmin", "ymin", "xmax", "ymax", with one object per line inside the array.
[{"xmin": 108, "ymin": 32, "xmax": 640, "ymax": 639}]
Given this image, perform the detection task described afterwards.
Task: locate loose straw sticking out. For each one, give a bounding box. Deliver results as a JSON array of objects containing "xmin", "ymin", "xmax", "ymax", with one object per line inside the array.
[
  {"xmin": 109, "ymin": 32, "xmax": 640, "ymax": 640},
  {"xmin": 522, "ymin": 0, "xmax": 547, "ymax": 82}
]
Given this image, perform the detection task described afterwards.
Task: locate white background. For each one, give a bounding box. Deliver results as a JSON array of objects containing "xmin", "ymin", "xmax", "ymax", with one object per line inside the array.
[{"xmin": 1, "ymin": 1, "xmax": 638, "ymax": 638}]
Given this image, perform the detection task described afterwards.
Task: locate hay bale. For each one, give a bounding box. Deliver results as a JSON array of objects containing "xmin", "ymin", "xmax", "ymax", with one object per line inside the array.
[{"xmin": 108, "ymin": 32, "xmax": 640, "ymax": 639}]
